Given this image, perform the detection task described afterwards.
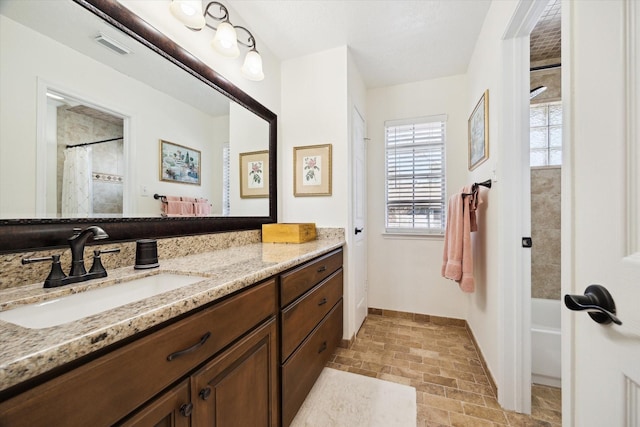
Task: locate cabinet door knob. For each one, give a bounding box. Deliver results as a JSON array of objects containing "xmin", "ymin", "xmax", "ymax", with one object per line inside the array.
[
  {"xmin": 318, "ymin": 341, "xmax": 327, "ymax": 354},
  {"xmin": 317, "ymin": 265, "xmax": 327, "ymax": 273},
  {"xmin": 318, "ymin": 297, "xmax": 328, "ymax": 306},
  {"xmin": 199, "ymin": 386, "xmax": 212, "ymax": 400},
  {"xmin": 180, "ymin": 402, "xmax": 193, "ymax": 417}
]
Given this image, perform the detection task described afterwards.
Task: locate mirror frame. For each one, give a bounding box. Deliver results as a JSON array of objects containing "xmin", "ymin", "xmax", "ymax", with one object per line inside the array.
[{"xmin": 0, "ymin": 0, "xmax": 277, "ymax": 253}]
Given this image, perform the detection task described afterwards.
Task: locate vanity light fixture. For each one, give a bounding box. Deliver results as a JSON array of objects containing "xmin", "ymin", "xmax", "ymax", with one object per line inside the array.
[{"xmin": 169, "ymin": 0, "xmax": 265, "ymax": 81}]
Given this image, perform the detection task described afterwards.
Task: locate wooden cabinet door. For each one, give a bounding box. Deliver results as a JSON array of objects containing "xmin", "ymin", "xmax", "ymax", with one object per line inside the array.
[
  {"xmin": 191, "ymin": 319, "xmax": 278, "ymax": 427},
  {"xmin": 119, "ymin": 379, "xmax": 191, "ymax": 427}
]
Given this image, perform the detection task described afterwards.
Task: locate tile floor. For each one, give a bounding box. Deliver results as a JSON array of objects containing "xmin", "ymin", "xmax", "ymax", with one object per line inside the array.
[{"xmin": 328, "ymin": 312, "xmax": 562, "ymax": 427}]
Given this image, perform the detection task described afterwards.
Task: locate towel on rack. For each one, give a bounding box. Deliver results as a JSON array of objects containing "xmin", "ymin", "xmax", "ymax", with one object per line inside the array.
[
  {"xmin": 165, "ymin": 201, "xmax": 194, "ymax": 216},
  {"xmin": 194, "ymin": 198, "xmax": 211, "ymax": 216},
  {"xmin": 441, "ymin": 185, "xmax": 482, "ymax": 292}
]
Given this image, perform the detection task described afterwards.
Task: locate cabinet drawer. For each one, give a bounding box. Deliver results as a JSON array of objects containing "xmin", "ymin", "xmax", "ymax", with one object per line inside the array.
[
  {"xmin": 0, "ymin": 279, "xmax": 276, "ymax": 427},
  {"xmin": 281, "ymin": 299, "xmax": 343, "ymax": 427},
  {"xmin": 280, "ymin": 248, "xmax": 343, "ymax": 307},
  {"xmin": 281, "ymin": 269, "xmax": 343, "ymax": 362}
]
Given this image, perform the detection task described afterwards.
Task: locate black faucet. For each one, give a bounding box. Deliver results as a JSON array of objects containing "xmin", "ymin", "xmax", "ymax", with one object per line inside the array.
[
  {"xmin": 22, "ymin": 226, "xmax": 119, "ymax": 288},
  {"xmin": 68, "ymin": 226, "xmax": 109, "ymax": 277}
]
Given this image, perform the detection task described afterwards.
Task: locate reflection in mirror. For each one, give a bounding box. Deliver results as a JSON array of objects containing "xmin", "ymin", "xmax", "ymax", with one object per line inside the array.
[
  {"xmin": 0, "ymin": 0, "xmax": 277, "ymax": 253},
  {"xmin": 0, "ymin": 0, "xmax": 270, "ymax": 220},
  {"xmin": 46, "ymin": 90, "xmax": 125, "ymax": 218}
]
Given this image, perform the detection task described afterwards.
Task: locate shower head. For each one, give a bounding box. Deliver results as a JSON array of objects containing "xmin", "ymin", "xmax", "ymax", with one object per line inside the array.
[{"xmin": 530, "ymin": 86, "xmax": 548, "ymax": 100}]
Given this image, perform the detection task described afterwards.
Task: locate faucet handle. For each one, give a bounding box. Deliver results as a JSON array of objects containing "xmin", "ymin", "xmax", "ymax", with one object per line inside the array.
[
  {"xmin": 88, "ymin": 248, "xmax": 121, "ymax": 278},
  {"xmin": 22, "ymin": 254, "xmax": 68, "ymax": 288}
]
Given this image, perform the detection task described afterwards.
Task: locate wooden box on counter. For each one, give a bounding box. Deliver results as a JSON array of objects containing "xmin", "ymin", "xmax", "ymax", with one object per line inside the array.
[{"xmin": 262, "ymin": 223, "xmax": 316, "ymax": 243}]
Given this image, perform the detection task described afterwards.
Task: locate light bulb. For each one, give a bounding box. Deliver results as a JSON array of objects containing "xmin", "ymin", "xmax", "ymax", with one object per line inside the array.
[
  {"xmin": 241, "ymin": 50, "xmax": 264, "ymax": 81},
  {"xmin": 211, "ymin": 21, "xmax": 239, "ymax": 58},
  {"xmin": 169, "ymin": 0, "xmax": 205, "ymax": 29}
]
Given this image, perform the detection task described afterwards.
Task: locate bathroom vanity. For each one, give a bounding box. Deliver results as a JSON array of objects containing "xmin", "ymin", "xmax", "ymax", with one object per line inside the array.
[{"xmin": 0, "ymin": 239, "xmax": 344, "ymax": 426}]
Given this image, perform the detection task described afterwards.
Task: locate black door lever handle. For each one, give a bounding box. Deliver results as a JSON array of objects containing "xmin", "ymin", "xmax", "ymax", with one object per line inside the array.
[
  {"xmin": 355, "ymin": 227, "xmax": 363, "ymax": 235},
  {"xmin": 564, "ymin": 284, "xmax": 622, "ymax": 325}
]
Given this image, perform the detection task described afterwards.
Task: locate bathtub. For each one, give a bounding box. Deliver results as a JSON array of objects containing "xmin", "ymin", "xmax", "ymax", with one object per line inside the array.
[{"xmin": 531, "ymin": 298, "xmax": 561, "ymax": 387}]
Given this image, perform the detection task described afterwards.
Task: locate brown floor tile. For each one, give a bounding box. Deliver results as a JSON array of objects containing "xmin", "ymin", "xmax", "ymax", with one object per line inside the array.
[{"xmin": 328, "ymin": 314, "xmax": 562, "ymax": 426}]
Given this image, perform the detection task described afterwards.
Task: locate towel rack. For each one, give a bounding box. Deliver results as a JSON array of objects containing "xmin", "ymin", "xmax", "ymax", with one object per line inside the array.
[
  {"xmin": 153, "ymin": 194, "xmax": 164, "ymax": 200},
  {"xmin": 462, "ymin": 179, "xmax": 492, "ymax": 198}
]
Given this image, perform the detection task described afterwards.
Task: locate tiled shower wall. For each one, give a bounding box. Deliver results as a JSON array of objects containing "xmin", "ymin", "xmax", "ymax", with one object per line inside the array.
[
  {"xmin": 531, "ymin": 167, "xmax": 561, "ymax": 299},
  {"xmin": 57, "ymin": 107, "xmax": 124, "ymax": 216}
]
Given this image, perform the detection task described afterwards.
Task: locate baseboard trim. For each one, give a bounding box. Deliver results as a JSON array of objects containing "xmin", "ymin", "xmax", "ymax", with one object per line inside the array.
[
  {"xmin": 465, "ymin": 322, "xmax": 498, "ymax": 398},
  {"xmin": 367, "ymin": 307, "xmax": 498, "ymax": 398}
]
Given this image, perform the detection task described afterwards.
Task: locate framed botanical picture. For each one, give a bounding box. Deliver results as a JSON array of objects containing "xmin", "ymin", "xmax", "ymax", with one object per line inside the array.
[
  {"xmin": 294, "ymin": 144, "xmax": 332, "ymax": 197},
  {"xmin": 160, "ymin": 140, "xmax": 201, "ymax": 185},
  {"xmin": 239, "ymin": 150, "xmax": 269, "ymax": 198},
  {"xmin": 468, "ymin": 89, "xmax": 489, "ymax": 171}
]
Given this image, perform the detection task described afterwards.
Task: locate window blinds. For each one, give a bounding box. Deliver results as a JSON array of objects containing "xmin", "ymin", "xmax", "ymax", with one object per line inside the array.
[{"xmin": 385, "ymin": 116, "xmax": 446, "ymax": 233}]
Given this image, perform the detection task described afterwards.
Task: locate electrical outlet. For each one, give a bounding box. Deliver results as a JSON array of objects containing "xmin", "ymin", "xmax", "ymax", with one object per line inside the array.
[{"xmin": 141, "ymin": 185, "xmax": 149, "ymax": 197}]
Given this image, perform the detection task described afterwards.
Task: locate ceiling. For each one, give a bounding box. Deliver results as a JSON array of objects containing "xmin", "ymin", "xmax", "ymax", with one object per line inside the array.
[
  {"xmin": 530, "ymin": 0, "xmax": 561, "ymax": 64},
  {"xmin": 227, "ymin": 0, "xmax": 492, "ymax": 88}
]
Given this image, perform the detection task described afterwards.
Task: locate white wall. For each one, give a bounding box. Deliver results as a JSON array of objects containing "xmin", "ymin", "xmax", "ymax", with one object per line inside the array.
[
  {"xmin": 280, "ymin": 47, "xmax": 349, "ymax": 226},
  {"xmin": 464, "ymin": 0, "xmax": 521, "ymax": 403},
  {"xmin": 366, "ymin": 74, "xmax": 470, "ymax": 320},
  {"xmin": 280, "ymin": 46, "xmax": 367, "ymax": 340}
]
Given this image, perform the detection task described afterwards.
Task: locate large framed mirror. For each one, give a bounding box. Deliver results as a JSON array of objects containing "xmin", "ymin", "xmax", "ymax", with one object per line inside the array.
[{"xmin": 0, "ymin": 0, "xmax": 277, "ymax": 252}]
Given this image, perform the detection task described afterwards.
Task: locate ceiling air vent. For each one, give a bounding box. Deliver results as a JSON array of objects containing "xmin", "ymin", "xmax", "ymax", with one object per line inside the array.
[{"xmin": 94, "ymin": 33, "xmax": 131, "ymax": 55}]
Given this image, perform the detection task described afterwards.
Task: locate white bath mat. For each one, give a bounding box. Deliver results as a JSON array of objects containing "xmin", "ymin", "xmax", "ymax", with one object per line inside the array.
[{"xmin": 290, "ymin": 368, "xmax": 417, "ymax": 427}]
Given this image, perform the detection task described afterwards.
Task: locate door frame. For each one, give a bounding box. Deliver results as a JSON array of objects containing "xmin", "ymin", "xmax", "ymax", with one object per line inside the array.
[{"xmin": 499, "ymin": 0, "xmax": 550, "ymax": 414}]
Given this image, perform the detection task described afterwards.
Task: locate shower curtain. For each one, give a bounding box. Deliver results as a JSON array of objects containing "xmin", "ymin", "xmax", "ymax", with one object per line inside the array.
[{"xmin": 61, "ymin": 146, "xmax": 92, "ymax": 217}]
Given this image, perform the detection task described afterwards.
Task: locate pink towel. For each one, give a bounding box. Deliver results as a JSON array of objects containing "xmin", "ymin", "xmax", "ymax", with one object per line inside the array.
[
  {"xmin": 442, "ymin": 185, "xmax": 480, "ymax": 293},
  {"xmin": 194, "ymin": 201, "xmax": 211, "ymax": 216},
  {"xmin": 165, "ymin": 201, "xmax": 194, "ymax": 216}
]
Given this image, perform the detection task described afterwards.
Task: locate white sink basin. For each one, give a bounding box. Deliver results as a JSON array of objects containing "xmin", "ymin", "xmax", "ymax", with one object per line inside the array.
[{"xmin": 0, "ymin": 273, "xmax": 205, "ymax": 329}]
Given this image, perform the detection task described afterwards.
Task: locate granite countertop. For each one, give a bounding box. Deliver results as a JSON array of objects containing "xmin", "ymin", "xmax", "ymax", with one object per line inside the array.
[{"xmin": 0, "ymin": 237, "xmax": 344, "ymax": 393}]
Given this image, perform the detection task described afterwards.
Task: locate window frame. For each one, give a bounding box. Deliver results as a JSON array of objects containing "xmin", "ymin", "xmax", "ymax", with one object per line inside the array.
[{"xmin": 384, "ymin": 114, "xmax": 447, "ymax": 236}]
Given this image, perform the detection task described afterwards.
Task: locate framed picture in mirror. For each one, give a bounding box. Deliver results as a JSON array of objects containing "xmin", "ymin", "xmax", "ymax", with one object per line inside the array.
[
  {"xmin": 294, "ymin": 144, "xmax": 332, "ymax": 197},
  {"xmin": 160, "ymin": 140, "xmax": 201, "ymax": 185},
  {"xmin": 240, "ymin": 150, "xmax": 269, "ymax": 198}
]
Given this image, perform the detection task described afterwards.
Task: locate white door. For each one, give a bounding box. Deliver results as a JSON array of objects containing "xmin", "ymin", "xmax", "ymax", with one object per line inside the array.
[
  {"xmin": 564, "ymin": 1, "xmax": 640, "ymax": 425},
  {"xmin": 352, "ymin": 107, "xmax": 368, "ymax": 332}
]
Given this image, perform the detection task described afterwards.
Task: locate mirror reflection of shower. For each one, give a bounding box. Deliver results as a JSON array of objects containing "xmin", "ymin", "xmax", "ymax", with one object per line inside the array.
[{"xmin": 46, "ymin": 90, "xmax": 124, "ymax": 218}]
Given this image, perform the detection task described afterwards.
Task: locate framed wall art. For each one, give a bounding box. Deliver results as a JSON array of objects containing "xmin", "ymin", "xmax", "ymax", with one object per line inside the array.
[
  {"xmin": 239, "ymin": 150, "xmax": 269, "ymax": 198},
  {"xmin": 294, "ymin": 144, "xmax": 332, "ymax": 197},
  {"xmin": 160, "ymin": 139, "xmax": 201, "ymax": 185},
  {"xmin": 468, "ymin": 89, "xmax": 489, "ymax": 171}
]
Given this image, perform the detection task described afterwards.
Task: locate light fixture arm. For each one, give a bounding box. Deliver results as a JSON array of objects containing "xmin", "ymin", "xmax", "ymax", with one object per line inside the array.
[
  {"xmin": 234, "ymin": 26, "xmax": 256, "ymax": 50},
  {"xmin": 203, "ymin": 1, "xmax": 230, "ymax": 23}
]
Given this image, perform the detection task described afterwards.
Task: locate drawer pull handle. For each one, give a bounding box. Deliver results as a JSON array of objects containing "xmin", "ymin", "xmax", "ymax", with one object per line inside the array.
[
  {"xmin": 167, "ymin": 332, "xmax": 211, "ymax": 361},
  {"xmin": 317, "ymin": 265, "xmax": 327, "ymax": 273},
  {"xmin": 199, "ymin": 386, "xmax": 212, "ymax": 400},
  {"xmin": 318, "ymin": 297, "xmax": 328, "ymax": 306},
  {"xmin": 318, "ymin": 341, "xmax": 327, "ymax": 354},
  {"xmin": 180, "ymin": 402, "xmax": 193, "ymax": 417}
]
